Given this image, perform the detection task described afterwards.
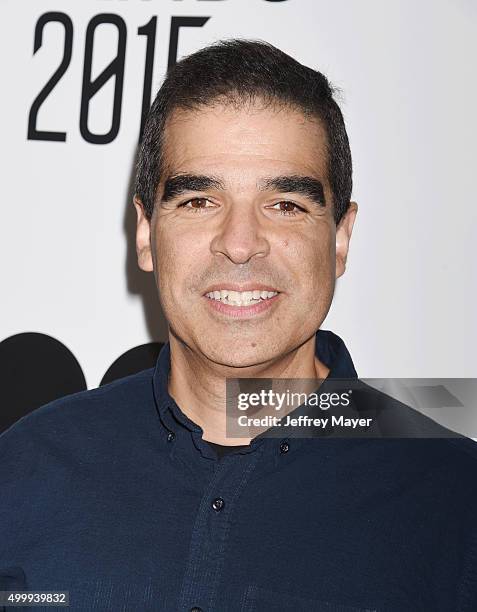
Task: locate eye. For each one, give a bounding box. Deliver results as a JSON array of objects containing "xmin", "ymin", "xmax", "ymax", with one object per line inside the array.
[
  {"xmin": 269, "ymin": 201, "xmax": 305, "ymax": 216},
  {"xmin": 179, "ymin": 197, "xmax": 215, "ymax": 213}
]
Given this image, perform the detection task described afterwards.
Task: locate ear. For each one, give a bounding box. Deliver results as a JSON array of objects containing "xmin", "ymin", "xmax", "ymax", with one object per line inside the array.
[
  {"xmin": 133, "ymin": 195, "xmax": 154, "ymax": 272},
  {"xmin": 335, "ymin": 201, "xmax": 358, "ymax": 279}
]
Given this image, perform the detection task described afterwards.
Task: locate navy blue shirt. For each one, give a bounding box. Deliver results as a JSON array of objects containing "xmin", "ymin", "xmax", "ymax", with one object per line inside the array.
[{"xmin": 1, "ymin": 329, "xmax": 476, "ymax": 611}]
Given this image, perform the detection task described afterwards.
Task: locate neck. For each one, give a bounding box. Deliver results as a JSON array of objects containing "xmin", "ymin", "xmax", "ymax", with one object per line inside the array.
[{"xmin": 167, "ymin": 332, "xmax": 330, "ymax": 445}]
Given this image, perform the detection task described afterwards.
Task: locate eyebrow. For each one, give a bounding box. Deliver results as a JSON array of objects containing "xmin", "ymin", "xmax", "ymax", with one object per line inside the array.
[
  {"xmin": 259, "ymin": 175, "xmax": 326, "ymax": 207},
  {"xmin": 162, "ymin": 174, "xmax": 224, "ymax": 202},
  {"xmin": 161, "ymin": 173, "xmax": 326, "ymax": 207}
]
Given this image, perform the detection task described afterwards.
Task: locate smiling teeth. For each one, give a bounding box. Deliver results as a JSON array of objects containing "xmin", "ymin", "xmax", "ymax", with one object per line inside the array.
[{"xmin": 205, "ymin": 290, "xmax": 278, "ymax": 306}]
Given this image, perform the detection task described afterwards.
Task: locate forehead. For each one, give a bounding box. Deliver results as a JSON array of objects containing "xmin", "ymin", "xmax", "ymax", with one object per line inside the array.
[{"xmin": 160, "ymin": 101, "xmax": 329, "ymax": 185}]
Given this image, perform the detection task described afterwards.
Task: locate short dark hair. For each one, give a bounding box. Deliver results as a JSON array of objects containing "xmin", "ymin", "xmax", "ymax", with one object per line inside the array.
[{"xmin": 135, "ymin": 39, "xmax": 352, "ymax": 226}]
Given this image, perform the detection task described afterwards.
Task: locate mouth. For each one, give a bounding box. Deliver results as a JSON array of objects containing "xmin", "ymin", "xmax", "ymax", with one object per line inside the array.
[{"xmin": 202, "ymin": 285, "xmax": 281, "ymax": 318}]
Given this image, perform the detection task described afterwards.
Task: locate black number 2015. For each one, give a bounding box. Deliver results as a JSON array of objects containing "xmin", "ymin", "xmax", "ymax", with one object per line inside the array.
[{"xmin": 27, "ymin": 12, "xmax": 209, "ymax": 144}]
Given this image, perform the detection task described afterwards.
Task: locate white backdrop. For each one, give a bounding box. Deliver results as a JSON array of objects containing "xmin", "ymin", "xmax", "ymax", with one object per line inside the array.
[{"xmin": 1, "ymin": 0, "xmax": 476, "ymax": 393}]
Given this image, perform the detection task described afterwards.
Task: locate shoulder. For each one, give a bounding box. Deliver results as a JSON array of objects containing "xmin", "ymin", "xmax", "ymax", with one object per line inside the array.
[
  {"xmin": 376, "ymin": 436, "xmax": 477, "ymax": 496},
  {"xmin": 0, "ymin": 367, "xmax": 155, "ymax": 454},
  {"xmin": 442, "ymin": 436, "xmax": 477, "ymax": 474},
  {"xmin": 303, "ymin": 434, "xmax": 477, "ymax": 496}
]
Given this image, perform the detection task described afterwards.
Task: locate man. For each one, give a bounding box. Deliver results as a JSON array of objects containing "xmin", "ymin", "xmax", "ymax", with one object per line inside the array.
[{"xmin": 1, "ymin": 40, "xmax": 476, "ymax": 611}]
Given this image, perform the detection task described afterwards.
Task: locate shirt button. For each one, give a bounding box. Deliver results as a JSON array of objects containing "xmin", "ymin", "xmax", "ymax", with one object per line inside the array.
[
  {"xmin": 212, "ymin": 497, "xmax": 225, "ymax": 512},
  {"xmin": 279, "ymin": 440, "xmax": 290, "ymax": 454},
  {"xmin": 190, "ymin": 607, "xmax": 203, "ymax": 612},
  {"xmin": 167, "ymin": 431, "xmax": 175, "ymax": 442}
]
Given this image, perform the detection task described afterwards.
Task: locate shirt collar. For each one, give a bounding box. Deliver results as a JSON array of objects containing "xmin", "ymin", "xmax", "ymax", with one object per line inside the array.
[{"xmin": 152, "ymin": 329, "xmax": 358, "ymax": 445}]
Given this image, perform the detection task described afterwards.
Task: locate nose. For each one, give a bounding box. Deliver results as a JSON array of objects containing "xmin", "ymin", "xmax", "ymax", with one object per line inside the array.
[{"xmin": 209, "ymin": 201, "xmax": 270, "ymax": 264}]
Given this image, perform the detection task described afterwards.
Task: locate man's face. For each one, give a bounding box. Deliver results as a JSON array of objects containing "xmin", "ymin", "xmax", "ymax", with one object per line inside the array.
[{"xmin": 135, "ymin": 101, "xmax": 357, "ymax": 368}]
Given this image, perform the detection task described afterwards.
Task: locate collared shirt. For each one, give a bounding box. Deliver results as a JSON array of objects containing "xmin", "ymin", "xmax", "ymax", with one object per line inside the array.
[
  {"xmin": 1, "ymin": 329, "xmax": 476, "ymax": 611},
  {"xmin": 206, "ymin": 441, "xmax": 249, "ymax": 459}
]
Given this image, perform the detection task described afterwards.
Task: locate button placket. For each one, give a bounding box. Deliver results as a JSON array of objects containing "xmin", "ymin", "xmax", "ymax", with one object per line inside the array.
[{"xmin": 178, "ymin": 445, "xmax": 264, "ymax": 611}]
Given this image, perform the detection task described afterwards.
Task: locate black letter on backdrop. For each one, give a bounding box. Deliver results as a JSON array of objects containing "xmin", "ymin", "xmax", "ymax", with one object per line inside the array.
[
  {"xmin": 80, "ymin": 14, "xmax": 127, "ymax": 144},
  {"xmin": 27, "ymin": 12, "xmax": 73, "ymax": 142},
  {"xmin": 138, "ymin": 16, "xmax": 157, "ymax": 142},
  {"xmin": 167, "ymin": 16, "xmax": 210, "ymax": 71}
]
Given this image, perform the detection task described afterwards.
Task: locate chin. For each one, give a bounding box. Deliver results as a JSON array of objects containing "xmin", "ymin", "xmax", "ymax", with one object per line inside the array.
[{"xmin": 204, "ymin": 345, "xmax": 274, "ymax": 369}]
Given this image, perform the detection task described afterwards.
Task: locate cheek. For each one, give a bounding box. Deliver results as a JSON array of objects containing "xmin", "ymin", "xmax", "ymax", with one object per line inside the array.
[
  {"xmin": 284, "ymin": 230, "xmax": 334, "ymax": 270},
  {"xmin": 154, "ymin": 224, "xmax": 206, "ymax": 295}
]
